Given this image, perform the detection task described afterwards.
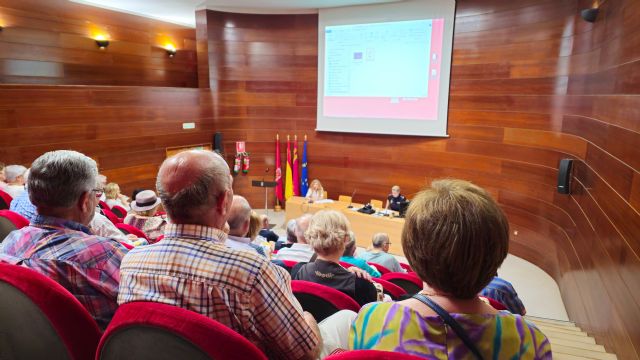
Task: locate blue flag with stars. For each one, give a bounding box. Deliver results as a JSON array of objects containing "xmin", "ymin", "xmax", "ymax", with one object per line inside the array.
[{"xmin": 301, "ymin": 137, "xmax": 309, "ymax": 196}]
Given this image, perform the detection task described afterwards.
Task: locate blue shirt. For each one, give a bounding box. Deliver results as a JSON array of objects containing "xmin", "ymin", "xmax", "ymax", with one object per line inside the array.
[
  {"xmin": 10, "ymin": 189, "xmax": 37, "ymax": 221},
  {"xmin": 480, "ymin": 276, "xmax": 526, "ymax": 315},
  {"xmin": 340, "ymin": 256, "xmax": 381, "ymax": 278}
]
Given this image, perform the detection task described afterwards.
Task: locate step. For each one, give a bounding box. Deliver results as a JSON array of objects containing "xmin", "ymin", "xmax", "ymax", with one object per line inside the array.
[
  {"xmin": 552, "ymin": 344, "xmax": 617, "ymax": 360},
  {"xmin": 526, "ymin": 315, "xmax": 576, "ymax": 327},
  {"xmin": 542, "ymin": 330, "xmax": 597, "ymax": 344},
  {"xmin": 536, "ymin": 324, "xmax": 587, "ymax": 335},
  {"xmin": 549, "ymin": 338, "xmax": 608, "ymax": 353},
  {"xmin": 534, "ymin": 321, "xmax": 583, "ymax": 332}
]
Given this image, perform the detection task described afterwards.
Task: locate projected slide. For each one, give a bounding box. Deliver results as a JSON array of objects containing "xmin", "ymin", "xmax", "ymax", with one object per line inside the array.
[{"xmin": 322, "ymin": 19, "xmax": 445, "ymax": 121}]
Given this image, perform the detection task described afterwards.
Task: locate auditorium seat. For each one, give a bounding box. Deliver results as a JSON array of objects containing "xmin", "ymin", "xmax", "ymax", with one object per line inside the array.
[
  {"xmin": 115, "ymin": 223, "xmax": 149, "ymax": 241},
  {"xmin": 371, "ymin": 278, "xmax": 407, "ymax": 300},
  {"xmin": 0, "ymin": 210, "xmax": 29, "ymax": 242},
  {"xmin": 326, "ymin": 350, "xmax": 424, "ymax": 359},
  {"xmin": 0, "ymin": 263, "xmax": 101, "ymax": 360},
  {"xmin": 338, "ymin": 195, "xmax": 352, "ymax": 203},
  {"xmin": 0, "ymin": 189, "xmax": 13, "ymax": 210},
  {"xmin": 482, "ymin": 296, "xmax": 508, "ymax": 311},
  {"xmin": 98, "ymin": 200, "xmax": 109, "ymax": 210},
  {"xmin": 110, "ymin": 205, "xmax": 127, "ymax": 218},
  {"xmin": 97, "ymin": 302, "xmax": 267, "ymax": 360},
  {"xmin": 102, "ymin": 207, "xmax": 122, "ymax": 224},
  {"xmin": 367, "ymin": 262, "xmax": 391, "ymax": 275},
  {"xmin": 399, "ymin": 263, "xmax": 413, "ymax": 273},
  {"xmin": 280, "ymin": 260, "xmax": 299, "ymax": 272},
  {"xmin": 381, "ymin": 273, "xmax": 423, "ymax": 295},
  {"xmin": 339, "ymin": 261, "xmax": 355, "ymax": 269},
  {"xmin": 370, "ymin": 199, "xmax": 384, "ymax": 209},
  {"xmin": 291, "ymin": 280, "xmax": 361, "ymax": 321}
]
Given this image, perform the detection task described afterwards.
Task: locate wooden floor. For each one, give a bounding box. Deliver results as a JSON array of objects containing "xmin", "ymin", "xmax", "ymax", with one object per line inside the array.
[{"xmin": 526, "ymin": 316, "xmax": 618, "ymax": 360}]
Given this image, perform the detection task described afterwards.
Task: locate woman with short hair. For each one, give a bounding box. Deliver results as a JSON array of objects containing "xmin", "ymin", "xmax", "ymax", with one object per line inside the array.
[
  {"xmin": 349, "ymin": 179, "xmax": 551, "ymax": 359},
  {"xmin": 104, "ymin": 182, "xmax": 130, "ymax": 210}
]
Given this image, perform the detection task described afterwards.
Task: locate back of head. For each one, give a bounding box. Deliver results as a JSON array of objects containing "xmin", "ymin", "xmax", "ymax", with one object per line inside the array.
[
  {"xmin": 286, "ymin": 219, "xmax": 297, "ymax": 243},
  {"xmin": 29, "ymin": 151, "xmax": 98, "ymax": 209},
  {"xmin": 247, "ymin": 210, "xmax": 261, "ymax": 240},
  {"xmin": 105, "ymin": 183, "xmax": 120, "ymax": 200},
  {"xmin": 343, "ymin": 232, "xmax": 357, "ymax": 257},
  {"xmin": 156, "ymin": 150, "xmax": 231, "ymax": 225},
  {"xmin": 402, "ymin": 179, "xmax": 509, "ymax": 299},
  {"xmin": 5, "ymin": 165, "xmax": 27, "ymax": 183},
  {"xmin": 295, "ymin": 214, "xmax": 313, "ymax": 244},
  {"xmin": 371, "ymin": 233, "xmax": 389, "ymax": 249},
  {"xmin": 227, "ymin": 195, "xmax": 251, "ymax": 236},
  {"xmin": 305, "ymin": 210, "xmax": 350, "ymax": 256}
]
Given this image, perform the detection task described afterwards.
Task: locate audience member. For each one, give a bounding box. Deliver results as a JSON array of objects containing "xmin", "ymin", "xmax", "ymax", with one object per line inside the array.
[
  {"xmin": 0, "ymin": 162, "xmax": 7, "ymax": 190},
  {"xmin": 292, "ymin": 210, "xmax": 377, "ymax": 306},
  {"xmin": 118, "ymin": 150, "xmax": 320, "ymax": 359},
  {"xmin": 340, "ymin": 232, "xmax": 381, "ymax": 278},
  {"xmin": 348, "ymin": 179, "xmax": 551, "ymax": 358},
  {"xmin": 274, "ymin": 214, "xmax": 315, "ymax": 262},
  {"xmin": 0, "ymin": 150, "xmax": 127, "ymax": 329},
  {"xmin": 385, "ymin": 185, "xmax": 406, "ymax": 211},
  {"xmin": 480, "ymin": 275, "xmax": 527, "ymax": 315},
  {"xmin": 3, "ymin": 165, "xmax": 28, "ymax": 199},
  {"xmin": 357, "ymin": 233, "xmax": 405, "ymax": 273},
  {"xmin": 258, "ymin": 214, "xmax": 279, "ymax": 242},
  {"xmin": 248, "ymin": 210, "xmax": 262, "ymax": 241},
  {"xmin": 105, "ymin": 182, "xmax": 130, "ymax": 210},
  {"xmin": 305, "ymin": 179, "xmax": 325, "ymax": 202},
  {"xmin": 225, "ymin": 195, "xmax": 266, "ymax": 256},
  {"xmin": 97, "ymin": 174, "xmax": 107, "ymax": 201},
  {"xmin": 123, "ymin": 190, "xmax": 166, "ymax": 243},
  {"xmin": 275, "ymin": 218, "xmax": 296, "ymax": 251}
]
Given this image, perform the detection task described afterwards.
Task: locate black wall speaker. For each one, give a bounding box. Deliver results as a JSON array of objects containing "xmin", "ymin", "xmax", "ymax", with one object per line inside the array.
[
  {"xmin": 213, "ymin": 132, "xmax": 223, "ymax": 154},
  {"xmin": 557, "ymin": 159, "xmax": 573, "ymax": 194},
  {"xmin": 581, "ymin": 8, "xmax": 599, "ymax": 23}
]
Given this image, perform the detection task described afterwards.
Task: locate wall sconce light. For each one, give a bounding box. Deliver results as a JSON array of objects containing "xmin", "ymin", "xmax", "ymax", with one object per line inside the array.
[
  {"xmin": 95, "ymin": 34, "xmax": 110, "ymax": 49},
  {"xmin": 581, "ymin": 8, "xmax": 599, "ymax": 23},
  {"xmin": 0, "ymin": 25, "xmax": 4, "ymax": 32},
  {"xmin": 165, "ymin": 44, "xmax": 177, "ymax": 58}
]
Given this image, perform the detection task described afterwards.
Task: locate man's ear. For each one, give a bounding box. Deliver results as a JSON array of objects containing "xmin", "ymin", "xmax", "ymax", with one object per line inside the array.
[
  {"xmin": 217, "ymin": 189, "xmax": 231, "ymax": 216},
  {"xmin": 78, "ymin": 191, "xmax": 92, "ymax": 213}
]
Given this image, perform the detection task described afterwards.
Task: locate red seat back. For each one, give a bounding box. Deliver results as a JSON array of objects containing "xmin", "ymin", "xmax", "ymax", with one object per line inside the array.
[
  {"xmin": 97, "ymin": 302, "xmax": 267, "ymax": 360},
  {"xmin": 0, "ymin": 263, "xmax": 101, "ymax": 360},
  {"xmin": 367, "ymin": 262, "xmax": 391, "ymax": 275},
  {"xmin": 399, "ymin": 263, "xmax": 413, "ymax": 273},
  {"xmin": 371, "ymin": 278, "xmax": 407, "ymax": 300},
  {"xmin": 102, "ymin": 208, "xmax": 122, "ymax": 224},
  {"xmin": 291, "ymin": 280, "xmax": 361, "ymax": 321},
  {"xmin": 339, "ymin": 261, "xmax": 355, "ymax": 269},
  {"xmin": 481, "ymin": 296, "xmax": 508, "ymax": 311},
  {"xmin": 98, "ymin": 200, "xmax": 109, "ymax": 210},
  {"xmin": 381, "ymin": 272, "xmax": 423, "ymax": 294},
  {"xmin": 0, "ymin": 189, "xmax": 13, "ymax": 210},
  {"xmin": 115, "ymin": 223, "xmax": 149, "ymax": 241},
  {"xmin": 0, "ymin": 209, "xmax": 30, "ymax": 228},
  {"xmin": 110, "ymin": 205, "xmax": 127, "ymax": 218},
  {"xmin": 326, "ymin": 350, "xmax": 425, "ymax": 359},
  {"xmin": 281, "ymin": 259, "xmax": 298, "ymax": 271}
]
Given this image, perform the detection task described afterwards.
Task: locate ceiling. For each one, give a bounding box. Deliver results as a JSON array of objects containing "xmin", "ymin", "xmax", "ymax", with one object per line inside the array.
[{"xmin": 70, "ymin": 0, "xmax": 403, "ymax": 27}]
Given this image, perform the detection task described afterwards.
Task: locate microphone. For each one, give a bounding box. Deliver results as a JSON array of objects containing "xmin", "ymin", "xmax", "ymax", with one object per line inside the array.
[{"xmin": 347, "ymin": 188, "xmax": 357, "ymax": 208}]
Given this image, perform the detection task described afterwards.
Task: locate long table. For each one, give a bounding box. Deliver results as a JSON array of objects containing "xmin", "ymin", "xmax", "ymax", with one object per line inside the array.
[{"xmin": 285, "ymin": 196, "xmax": 405, "ymax": 256}]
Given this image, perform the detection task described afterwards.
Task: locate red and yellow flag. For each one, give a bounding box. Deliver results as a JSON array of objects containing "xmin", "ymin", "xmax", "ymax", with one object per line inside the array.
[{"xmin": 284, "ymin": 135, "xmax": 294, "ymax": 200}]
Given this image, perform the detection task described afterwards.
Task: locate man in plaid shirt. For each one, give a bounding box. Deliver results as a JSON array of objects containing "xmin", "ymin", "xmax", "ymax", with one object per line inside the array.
[
  {"xmin": 0, "ymin": 150, "xmax": 128, "ymax": 329},
  {"xmin": 118, "ymin": 150, "xmax": 320, "ymax": 359}
]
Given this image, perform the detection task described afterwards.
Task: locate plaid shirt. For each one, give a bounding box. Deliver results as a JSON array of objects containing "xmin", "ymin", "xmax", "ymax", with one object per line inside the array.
[
  {"xmin": 0, "ymin": 215, "xmax": 127, "ymax": 329},
  {"xmin": 118, "ymin": 223, "xmax": 318, "ymax": 359}
]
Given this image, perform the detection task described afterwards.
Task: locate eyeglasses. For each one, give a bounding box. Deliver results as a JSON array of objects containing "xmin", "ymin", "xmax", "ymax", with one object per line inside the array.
[{"xmin": 92, "ymin": 189, "xmax": 104, "ymax": 198}]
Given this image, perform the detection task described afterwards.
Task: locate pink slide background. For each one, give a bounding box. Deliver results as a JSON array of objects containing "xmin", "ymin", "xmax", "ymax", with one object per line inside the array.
[{"xmin": 323, "ymin": 19, "xmax": 444, "ymax": 121}]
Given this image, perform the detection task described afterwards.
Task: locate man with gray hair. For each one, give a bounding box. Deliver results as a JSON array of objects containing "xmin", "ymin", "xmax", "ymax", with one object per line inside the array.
[
  {"xmin": 225, "ymin": 195, "xmax": 265, "ymax": 256},
  {"xmin": 3, "ymin": 164, "xmax": 28, "ymax": 198},
  {"xmin": 118, "ymin": 150, "xmax": 320, "ymax": 360},
  {"xmin": 0, "ymin": 150, "xmax": 127, "ymax": 329},
  {"xmin": 357, "ymin": 232, "xmax": 405, "ymax": 273},
  {"xmin": 274, "ymin": 213, "xmax": 315, "ymax": 262}
]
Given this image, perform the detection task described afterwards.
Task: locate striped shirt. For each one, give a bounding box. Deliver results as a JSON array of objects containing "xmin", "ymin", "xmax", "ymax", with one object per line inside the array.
[
  {"xmin": 118, "ymin": 223, "xmax": 318, "ymax": 360},
  {"xmin": 0, "ymin": 215, "xmax": 127, "ymax": 329},
  {"xmin": 480, "ymin": 276, "xmax": 526, "ymax": 315}
]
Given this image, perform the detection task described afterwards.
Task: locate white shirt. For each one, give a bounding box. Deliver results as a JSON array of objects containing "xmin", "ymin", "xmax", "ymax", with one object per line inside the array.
[
  {"xmin": 106, "ymin": 198, "xmax": 130, "ymax": 211},
  {"xmin": 225, "ymin": 235, "xmax": 258, "ymax": 253},
  {"xmin": 274, "ymin": 243, "xmax": 315, "ymax": 263},
  {"xmin": 4, "ymin": 184, "xmax": 25, "ymax": 199},
  {"xmin": 90, "ymin": 211, "xmax": 129, "ymax": 242}
]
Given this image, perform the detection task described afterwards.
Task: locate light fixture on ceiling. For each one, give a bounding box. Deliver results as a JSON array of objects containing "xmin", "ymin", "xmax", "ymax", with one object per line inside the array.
[{"xmin": 95, "ymin": 34, "xmax": 110, "ymax": 49}]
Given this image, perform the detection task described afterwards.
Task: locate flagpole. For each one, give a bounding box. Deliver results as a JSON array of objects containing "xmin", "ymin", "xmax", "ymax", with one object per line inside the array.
[{"xmin": 275, "ymin": 133, "xmax": 282, "ymax": 212}]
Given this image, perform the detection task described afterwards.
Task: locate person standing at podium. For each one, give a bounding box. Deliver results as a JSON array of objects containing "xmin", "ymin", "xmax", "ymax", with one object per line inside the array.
[
  {"xmin": 305, "ymin": 179, "xmax": 325, "ymax": 202},
  {"xmin": 385, "ymin": 185, "xmax": 406, "ymax": 211}
]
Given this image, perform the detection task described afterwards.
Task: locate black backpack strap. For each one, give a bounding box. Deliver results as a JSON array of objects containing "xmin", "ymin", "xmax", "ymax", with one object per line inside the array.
[{"xmin": 413, "ymin": 293, "xmax": 484, "ymax": 360}]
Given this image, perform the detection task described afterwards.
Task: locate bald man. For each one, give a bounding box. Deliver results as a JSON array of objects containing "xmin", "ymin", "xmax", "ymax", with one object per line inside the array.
[
  {"xmin": 226, "ymin": 195, "xmax": 266, "ymax": 256},
  {"xmin": 274, "ymin": 214, "xmax": 315, "ymax": 263},
  {"xmin": 118, "ymin": 150, "xmax": 320, "ymax": 360}
]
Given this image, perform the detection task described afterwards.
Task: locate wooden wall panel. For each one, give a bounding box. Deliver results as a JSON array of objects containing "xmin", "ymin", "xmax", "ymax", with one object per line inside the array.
[
  {"xmin": 0, "ymin": 0, "xmax": 197, "ymax": 87},
  {"xmin": 199, "ymin": 1, "xmax": 640, "ymax": 357}
]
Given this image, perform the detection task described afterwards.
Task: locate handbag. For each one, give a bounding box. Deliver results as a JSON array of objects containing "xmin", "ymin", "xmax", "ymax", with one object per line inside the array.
[{"xmin": 412, "ymin": 293, "xmax": 484, "ymax": 360}]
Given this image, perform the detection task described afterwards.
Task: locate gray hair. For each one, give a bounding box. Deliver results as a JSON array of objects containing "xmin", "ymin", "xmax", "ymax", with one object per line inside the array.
[
  {"xmin": 372, "ymin": 233, "xmax": 390, "ymax": 248},
  {"xmin": 28, "ymin": 151, "xmax": 98, "ymax": 208},
  {"xmin": 305, "ymin": 210, "xmax": 350, "ymax": 256},
  {"xmin": 286, "ymin": 219, "xmax": 297, "ymax": 243},
  {"xmin": 5, "ymin": 165, "xmax": 27, "ymax": 182},
  {"xmin": 227, "ymin": 195, "xmax": 251, "ymax": 231},
  {"xmin": 295, "ymin": 214, "xmax": 313, "ymax": 243},
  {"xmin": 156, "ymin": 152, "xmax": 230, "ymax": 222}
]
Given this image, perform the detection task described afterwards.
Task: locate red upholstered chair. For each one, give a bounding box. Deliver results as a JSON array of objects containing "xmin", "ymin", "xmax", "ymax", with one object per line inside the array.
[
  {"xmin": 98, "ymin": 200, "xmax": 109, "ymax": 210},
  {"xmin": 381, "ymin": 272, "xmax": 423, "ymax": 295},
  {"xmin": 280, "ymin": 259, "xmax": 298, "ymax": 272},
  {"xmin": 372, "ymin": 277, "xmax": 407, "ymax": 300},
  {"xmin": 0, "ymin": 210, "xmax": 30, "ymax": 242},
  {"xmin": 0, "ymin": 189, "xmax": 13, "ymax": 210},
  {"xmin": 0, "ymin": 263, "xmax": 101, "ymax": 360},
  {"xmin": 399, "ymin": 263, "xmax": 414, "ymax": 273},
  {"xmin": 115, "ymin": 223, "xmax": 149, "ymax": 241},
  {"xmin": 482, "ymin": 296, "xmax": 508, "ymax": 311},
  {"xmin": 326, "ymin": 350, "xmax": 425, "ymax": 359},
  {"xmin": 367, "ymin": 262, "xmax": 392, "ymax": 275},
  {"xmin": 97, "ymin": 302, "xmax": 267, "ymax": 360},
  {"xmin": 110, "ymin": 205, "xmax": 127, "ymax": 218},
  {"xmin": 339, "ymin": 261, "xmax": 355, "ymax": 269},
  {"xmin": 102, "ymin": 208, "xmax": 122, "ymax": 224},
  {"xmin": 291, "ymin": 280, "xmax": 361, "ymax": 321}
]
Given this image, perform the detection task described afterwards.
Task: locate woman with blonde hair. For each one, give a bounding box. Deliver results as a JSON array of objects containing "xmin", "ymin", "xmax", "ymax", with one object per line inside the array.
[
  {"xmin": 348, "ymin": 179, "xmax": 551, "ymax": 358},
  {"xmin": 305, "ymin": 179, "xmax": 325, "ymax": 202},
  {"xmin": 123, "ymin": 190, "xmax": 166, "ymax": 243},
  {"xmin": 104, "ymin": 182, "xmax": 130, "ymax": 210}
]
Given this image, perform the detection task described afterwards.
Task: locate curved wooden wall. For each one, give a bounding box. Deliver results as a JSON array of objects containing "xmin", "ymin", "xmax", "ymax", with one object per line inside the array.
[
  {"xmin": 200, "ymin": 0, "xmax": 640, "ymax": 357},
  {"xmin": 0, "ymin": 0, "xmax": 197, "ymax": 86}
]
